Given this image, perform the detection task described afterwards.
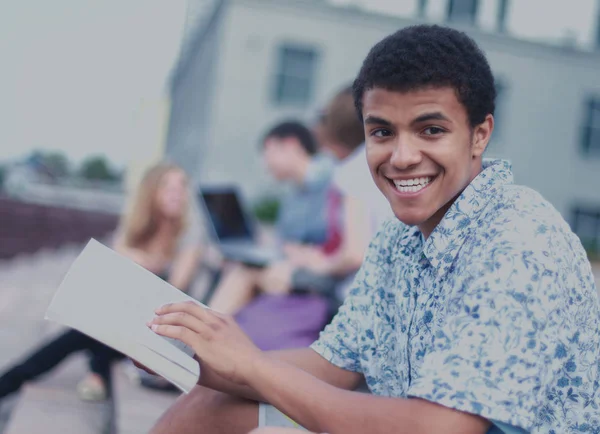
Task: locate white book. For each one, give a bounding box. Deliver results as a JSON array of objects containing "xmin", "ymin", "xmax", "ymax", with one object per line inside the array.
[{"xmin": 45, "ymin": 239, "xmax": 201, "ymax": 394}]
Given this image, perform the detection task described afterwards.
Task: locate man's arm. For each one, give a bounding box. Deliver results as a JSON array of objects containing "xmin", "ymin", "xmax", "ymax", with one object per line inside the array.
[
  {"xmin": 246, "ymin": 356, "xmax": 491, "ymax": 434},
  {"xmin": 150, "ymin": 300, "xmax": 489, "ymax": 434},
  {"xmin": 198, "ymin": 347, "xmax": 362, "ymax": 402}
]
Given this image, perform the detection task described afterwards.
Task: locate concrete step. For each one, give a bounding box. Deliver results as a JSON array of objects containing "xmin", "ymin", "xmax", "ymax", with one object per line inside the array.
[
  {"xmin": 4, "ymin": 385, "xmax": 110, "ymax": 434},
  {"xmin": 2, "ymin": 355, "xmax": 111, "ymax": 434},
  {"xmin": 112, "ymin": 363, "xmax": 180, "ymax": 434}
]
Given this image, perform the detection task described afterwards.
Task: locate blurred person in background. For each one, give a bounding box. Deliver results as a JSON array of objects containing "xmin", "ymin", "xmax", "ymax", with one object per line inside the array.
[
  {"xmin": 207, "ymin": 121, "xmax": 335, "ymax": 349},
  {"xmin": 285, "ymin": 85, "xmax": 393, "ymax": 292},
  {"xmin": 198, "ymin": 86, "xmax": 392, "ymax": 353},
  {"xmin": 0, "ymin": 162, "xmax": 203, "ymax": 402}
]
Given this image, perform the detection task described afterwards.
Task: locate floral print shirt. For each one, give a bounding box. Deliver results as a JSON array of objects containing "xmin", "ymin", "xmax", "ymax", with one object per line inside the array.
[{"xmin": 312, "ymin": 159, "xmax": 599, "ymax": 433}]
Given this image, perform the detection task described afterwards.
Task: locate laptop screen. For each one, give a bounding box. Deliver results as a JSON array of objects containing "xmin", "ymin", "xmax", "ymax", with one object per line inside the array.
[{"xmin": 200, "ymin": 190, "xmax": 254, "ymax": 241}]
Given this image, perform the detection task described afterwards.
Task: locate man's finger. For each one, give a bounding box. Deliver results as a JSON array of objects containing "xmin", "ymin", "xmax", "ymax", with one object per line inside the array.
[
  {"xmin": 156, "ymin": 301, "xmax": 215, "ymax": 324},
  {"xmin": 150, "ymin": 324, "xmax": 202, "ymax": 348},
  {"xmin": 150, "ymin": 312, "xmax": 214, "ymax": 336}
]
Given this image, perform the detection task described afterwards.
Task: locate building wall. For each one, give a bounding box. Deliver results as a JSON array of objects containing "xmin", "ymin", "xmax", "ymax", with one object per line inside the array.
[
  {"xmin": 182, "ymin": 0, "xmax": 600, "ymax": 218},
  {"xmin": 166, "ymin": 1, "xmax": 227, "ymax": 184}
]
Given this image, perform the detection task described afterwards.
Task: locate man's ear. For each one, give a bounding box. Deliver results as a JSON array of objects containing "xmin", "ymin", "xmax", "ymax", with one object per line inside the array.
[{"xmin": 472, "ymin": 114, "xmax": 494, "ymax": 158}]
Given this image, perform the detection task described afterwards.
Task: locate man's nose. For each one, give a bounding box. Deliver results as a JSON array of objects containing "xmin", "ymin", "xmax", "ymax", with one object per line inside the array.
[{"xmin": 390, "ymin": 137, "xmax": 422, "ymax": 170}]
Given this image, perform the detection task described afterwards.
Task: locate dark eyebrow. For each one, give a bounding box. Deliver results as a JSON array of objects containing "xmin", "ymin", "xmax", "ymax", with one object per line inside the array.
[
  {"xmin": 411, "ymin": 112, "xmax": 451, "ymax": 125},
  {"xmin": 364, "ymin": 116, "xmax": 393, "ymax": 127}
]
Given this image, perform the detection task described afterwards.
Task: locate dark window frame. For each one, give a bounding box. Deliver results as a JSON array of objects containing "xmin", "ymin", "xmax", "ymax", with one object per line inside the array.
[
  {"xmin": 271, "ymin": 43, "xmax": 320, "ymax": 107},
  {"xmin": 493, "ymin": 77, "xmax": 508, "ymax": 140},
  {"xmin": 447, "ymin": 0, "xmax": 479, "ymax": 24},
  {"xmin": 572, "ymin": 206, "xmax": 600, "ymax": 256},
  {"xmin": 580, "ymin": 96, "xmax": 600, "ymax": 156}
]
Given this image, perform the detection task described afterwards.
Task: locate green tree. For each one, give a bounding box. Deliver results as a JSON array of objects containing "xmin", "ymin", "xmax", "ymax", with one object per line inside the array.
[
  {"xmin": 79, "ymin": 156, "xmax": 119, "ymax": 181},
  {"xmin": 0, "ymin": 165, "xmax": 5, "ymax": 191},
  {"xmin": 26, "ymin": 150, "xmax": 70, "ymax": 178},
  {"xmin": 252, "ymin": 196, "xmax": 280, "ymax": 224},
  {"xmin": 43, "ymin": 152, "xmax": 70, "ymax": 177}
]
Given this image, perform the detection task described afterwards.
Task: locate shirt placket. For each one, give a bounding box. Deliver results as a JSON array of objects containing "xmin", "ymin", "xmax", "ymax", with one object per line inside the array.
[{"xmin": 404, "ymin": 254, "xmax": 429, "ymax": 387}]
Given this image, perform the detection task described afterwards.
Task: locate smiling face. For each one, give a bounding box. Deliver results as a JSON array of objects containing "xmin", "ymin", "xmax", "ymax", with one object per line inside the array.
[{"xmin": 363, "ymin": 86, "xmax": 493, "ymax": 237}]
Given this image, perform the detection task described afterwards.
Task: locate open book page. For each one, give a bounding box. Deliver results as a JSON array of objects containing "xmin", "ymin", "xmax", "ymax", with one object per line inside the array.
[{"xmin": 45, "ymin": 239, "xmax": 203, "ymax": 394}]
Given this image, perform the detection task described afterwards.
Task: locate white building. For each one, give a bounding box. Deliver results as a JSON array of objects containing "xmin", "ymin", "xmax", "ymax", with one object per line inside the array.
[{"xmin": 165, "ymin": 0, "xmax": 600, "ymax": 250}]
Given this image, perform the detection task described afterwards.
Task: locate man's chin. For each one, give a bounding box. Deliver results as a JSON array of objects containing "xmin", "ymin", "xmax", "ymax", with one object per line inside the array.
[{"xmin": 392, "ymin": 210, "xmax": 430, "ymax": 228}]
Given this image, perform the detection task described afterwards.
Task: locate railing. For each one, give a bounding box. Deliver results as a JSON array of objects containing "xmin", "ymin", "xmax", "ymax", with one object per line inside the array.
[{"xmin": 0, "ymin": 196, "xmax": 120, "ymax": 260}]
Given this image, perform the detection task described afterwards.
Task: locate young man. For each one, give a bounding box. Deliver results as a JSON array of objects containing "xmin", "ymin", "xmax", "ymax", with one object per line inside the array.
[{"xmin": 148, "ymin": 25, "xmax": 599, "ymax": 433}]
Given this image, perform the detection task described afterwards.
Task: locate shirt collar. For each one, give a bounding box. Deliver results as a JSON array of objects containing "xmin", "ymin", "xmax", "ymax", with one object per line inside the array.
[{"xmin": 422, "ymin": 159, "xmax": 514, "ymax": 276}]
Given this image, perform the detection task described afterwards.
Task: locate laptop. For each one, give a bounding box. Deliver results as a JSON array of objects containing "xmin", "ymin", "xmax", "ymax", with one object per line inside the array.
[{"xmin": 198, "ymin": 186, "xmax": 282, "ymax": 267}]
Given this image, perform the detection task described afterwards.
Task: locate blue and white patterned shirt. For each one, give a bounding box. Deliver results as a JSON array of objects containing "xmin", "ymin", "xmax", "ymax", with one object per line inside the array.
[{"xmin": 312, "ymin": 159, "xmax": 600, "ymax": 433}]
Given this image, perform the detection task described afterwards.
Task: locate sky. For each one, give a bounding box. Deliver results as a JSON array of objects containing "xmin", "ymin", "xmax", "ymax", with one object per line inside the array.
[
  {"xmin": 0, "ymin": 0, "xmax": 598, "ymax": 167},
  {"xmin": 0, "ymin": 0, "xmax": 187, "ymax": 168}
]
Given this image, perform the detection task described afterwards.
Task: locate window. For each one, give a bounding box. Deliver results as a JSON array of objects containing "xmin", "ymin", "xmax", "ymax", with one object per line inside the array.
[
  {"xmin": 272, "ymin": 44, "xmax": 318, "ymax": 106},
  {"xmin": 572, "ymin": 206, "xmax": 600, "ymax": 255},
  {"xmin": 494, "ymin": 78, "xmax": 507, "ymax": 138},
  {"xmin": 447, "ymin": 0, "xmax": 479, "ymax": 24},
  {"xmin": 417, "ymin": 0, "xmax": 428, "ymax": 18},
  {"xmin": 496, "ymin": 0, "xmax": 509, "ymax": 33},
  {"xmin": 581, "ymin": 97, "xmax": 600, "ymax": 156}
]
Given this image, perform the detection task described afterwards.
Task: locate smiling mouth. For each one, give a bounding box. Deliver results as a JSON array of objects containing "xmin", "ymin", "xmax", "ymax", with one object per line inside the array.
[{"xmin": 388, "ymin": 176, "xmax": 436, "ymax": 194}]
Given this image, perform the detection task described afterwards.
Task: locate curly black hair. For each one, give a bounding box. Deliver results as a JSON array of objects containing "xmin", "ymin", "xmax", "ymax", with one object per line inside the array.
[{"xmin": 353, "ymin": 25, "xmax": 496, "ymax": 127}]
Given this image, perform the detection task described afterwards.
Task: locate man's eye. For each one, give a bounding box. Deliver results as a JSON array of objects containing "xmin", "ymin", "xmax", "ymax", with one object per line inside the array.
[
  {"xmin": 422, "ymin": 126, "xmax": 445, "ymax": 136},
  {"xmin": 372, "ymin": 129, "xmax": 392, "ymax": 138}
]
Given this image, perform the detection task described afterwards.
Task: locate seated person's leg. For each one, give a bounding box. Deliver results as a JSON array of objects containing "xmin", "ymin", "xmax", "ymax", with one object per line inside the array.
[
  {"xmin": 208, "ymin": 263, "xmax": 261, "ymax": 314},
  {"xmin": 0, "ymin": 329, "xmax": 98, "ymax": 399},
  {"xmin": 149, "ymin": 385, "xmax": 258, "ymax": 434},
  {"xmin": 235, "ymin": 291, "xmax": 329, "ymax": 351},
  {"xmin": 78, "ymin": 343, "xmax": 125, "ymax": 401}
]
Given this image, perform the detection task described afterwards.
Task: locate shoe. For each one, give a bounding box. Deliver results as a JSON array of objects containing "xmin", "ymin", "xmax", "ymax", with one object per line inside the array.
[{"xmin": 76, "ymin": 376, "xmax": 107, "ymax": 402}]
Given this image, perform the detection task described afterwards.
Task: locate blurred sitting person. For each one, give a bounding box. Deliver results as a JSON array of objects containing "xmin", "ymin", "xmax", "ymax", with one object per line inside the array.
[
  {"xmin": 208, "ymin": 121, "xmax": 334, "ymax": 315},
  {"xmin": 285, "ymin": 85, "xmax": 393, "ymax": 296},
  {"xmin": 0, "ymin": 162, "xmax": 203, "ymax": 402},
  {"xmin": 207, "ymin": 86, "xmax": 392, "ymax": 351}
]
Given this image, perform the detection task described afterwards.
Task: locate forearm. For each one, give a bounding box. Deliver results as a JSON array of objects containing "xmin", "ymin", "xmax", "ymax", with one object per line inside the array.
[
  {"xmin": 246, "ymin": 358, "xmax": 489, "ymax": 434},
  {"xmin": 198, "ymin": 348, "xmax": 357, "ymax": 401}
]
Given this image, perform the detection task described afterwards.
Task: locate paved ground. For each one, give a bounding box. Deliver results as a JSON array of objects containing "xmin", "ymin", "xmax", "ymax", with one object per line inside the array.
[{"xmin": 0, "ymin": 246, "xmax": 82, "ymax": 433}]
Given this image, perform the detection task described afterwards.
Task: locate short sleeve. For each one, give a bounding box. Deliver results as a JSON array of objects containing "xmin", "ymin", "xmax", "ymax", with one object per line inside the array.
[
  {"xmin": 311, "ymin": 219, "xmax": 401, "ymax": 372},
  {"xmin": 407, "ymin": 243, "xmax": 558, "ymax": 430}
]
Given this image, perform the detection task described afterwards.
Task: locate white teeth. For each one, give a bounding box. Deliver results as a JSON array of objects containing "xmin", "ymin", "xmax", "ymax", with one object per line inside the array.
[{"xmin": 393, "ymin": 176, "xmax": 433, "ymax": 193}]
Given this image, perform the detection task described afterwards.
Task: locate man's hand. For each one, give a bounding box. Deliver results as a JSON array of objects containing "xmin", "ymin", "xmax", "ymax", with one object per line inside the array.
[{"xmin": 149, "ymin": 301, "xmax": 264, "ymax": 385}]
